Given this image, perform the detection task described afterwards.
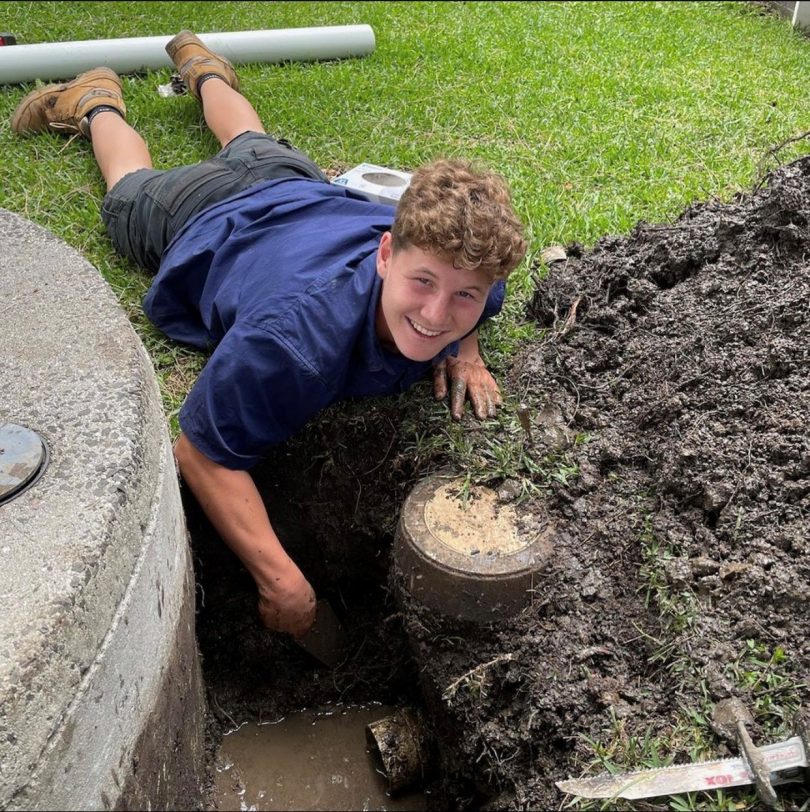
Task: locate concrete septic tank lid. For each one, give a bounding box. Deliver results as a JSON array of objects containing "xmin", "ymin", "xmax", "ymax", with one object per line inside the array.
[
  {"xmin": 0, "ymin": 422, "xmax": 49, "ymax": 506},
  {"xmin": 395, "ymin": 475, "xmax": 554, "ymax": 623}
]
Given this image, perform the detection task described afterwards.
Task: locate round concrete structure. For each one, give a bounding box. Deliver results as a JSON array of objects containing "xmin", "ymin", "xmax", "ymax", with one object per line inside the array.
[
  {"xmin": 0, "ymin": 209, "xmax": 205, "ymax": 809},
  {"xmin": 394, "ymin": 475, "xmax": 554, "ymax": 623}
]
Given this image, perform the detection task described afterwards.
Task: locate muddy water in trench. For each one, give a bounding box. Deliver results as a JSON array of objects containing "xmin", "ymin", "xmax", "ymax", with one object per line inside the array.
[{"xmin": 212, "ymin": 704, "xmax": 427, "ymax": 811}]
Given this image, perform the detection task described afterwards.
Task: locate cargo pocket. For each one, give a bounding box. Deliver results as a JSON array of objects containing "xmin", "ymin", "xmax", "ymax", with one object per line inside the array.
[
  {"xmin": 144, "ymin": 161, "xmax": 237, "ymax": 218},
  {"xmin": 245, "ymin": 140, "xmax": 328, "ymax": 183}
]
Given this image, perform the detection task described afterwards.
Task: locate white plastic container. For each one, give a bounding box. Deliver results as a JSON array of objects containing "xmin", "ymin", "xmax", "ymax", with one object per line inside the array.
[{"xmin": 331, "ymin": 163, "xmax": 412, "ymax": 207}]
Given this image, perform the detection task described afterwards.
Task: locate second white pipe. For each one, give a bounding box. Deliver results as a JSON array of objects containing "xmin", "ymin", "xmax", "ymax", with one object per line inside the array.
[{"xmin": 0, "ymin": 26, "xmax": 376, "ymax": 85}]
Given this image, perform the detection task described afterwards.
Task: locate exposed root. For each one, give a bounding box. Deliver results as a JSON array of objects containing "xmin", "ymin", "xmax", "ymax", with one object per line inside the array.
[{"xmin": 442, "ymin": 653, "xmax": 516, "ymax": 703}]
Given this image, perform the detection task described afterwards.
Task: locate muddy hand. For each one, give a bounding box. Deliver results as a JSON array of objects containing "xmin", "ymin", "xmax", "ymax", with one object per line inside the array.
[
  {"xmin": 257, "ymin": 565, "xmax": 317, "ymax": 638},
  {"xmin": 433, "ymin": 356, "xmax": 503, "ymax": 420}
]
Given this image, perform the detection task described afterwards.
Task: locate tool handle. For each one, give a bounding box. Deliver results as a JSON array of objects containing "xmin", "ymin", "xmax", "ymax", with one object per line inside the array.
[
  {"xmin": 737, "ymin": 721, "xmax": 779, "ymax": 808},
  {"xmin": 795, "ymin": 710, "xmax": 810, "ymax": 784}
]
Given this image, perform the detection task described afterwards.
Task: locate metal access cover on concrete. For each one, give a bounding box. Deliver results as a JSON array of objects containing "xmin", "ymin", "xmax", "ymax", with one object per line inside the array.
[
  {"xmin": 395, "ymin": 475, "xmax": 554, "ymax": 623},
  {"xmin": 0, "ymin": 422, "xmax": 48, "ymax": 505}
]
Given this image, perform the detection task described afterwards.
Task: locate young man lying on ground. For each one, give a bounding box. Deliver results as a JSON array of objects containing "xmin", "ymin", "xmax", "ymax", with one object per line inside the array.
[{"xmin": 11, "ymin": 31, "xmax": 527, "ymax": 638}]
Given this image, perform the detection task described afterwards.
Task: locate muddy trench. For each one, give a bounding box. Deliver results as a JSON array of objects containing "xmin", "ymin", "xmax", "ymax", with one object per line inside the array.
[
  {"xmin": 187, "ymin": 156, "xmax": 810, "ymax": 811},
  {"xmin": 183, "ymin": 439, "xmax": 439, "ymax": 810}
]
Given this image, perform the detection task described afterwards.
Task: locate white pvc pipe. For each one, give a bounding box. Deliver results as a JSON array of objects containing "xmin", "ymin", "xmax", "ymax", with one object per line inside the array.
[
  {"xmin": 0, "ymin": 26, "xmax": 376, "ymax": 85},
  {"xmin": 794, "ymin": 1, "xmax": 810, "ymax": 30}
]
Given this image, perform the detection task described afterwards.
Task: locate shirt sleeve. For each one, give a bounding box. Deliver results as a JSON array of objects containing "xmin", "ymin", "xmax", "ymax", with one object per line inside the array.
[
  {"xmin": 178, "ymin": 320, "xmax": 332, "ymax": 470},
  {"xmin": 479, "ymin": 279, "xmax": 506, "ymax": 325}
]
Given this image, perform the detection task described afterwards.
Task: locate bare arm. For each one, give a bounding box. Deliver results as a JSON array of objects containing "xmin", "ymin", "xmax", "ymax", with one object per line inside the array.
[
  {"xmin": 433, "ymin": 330, "xmax": 503, "ymax": 419},
  {"xmin": 173, "ymin": 432, "xmax": 316, "ymax": 637}
]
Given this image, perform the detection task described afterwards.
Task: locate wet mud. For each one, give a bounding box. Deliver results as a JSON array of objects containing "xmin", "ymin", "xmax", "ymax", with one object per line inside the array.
[
  {"xmin": 213, "ymin": 705, "xmax": 427, "ymax": 811},
  {"xmin": 193, "ymin": 156, "xmax": 810, "ymax": 810},
  {"xmin": 184, "ymin": 480, "xmax": 427, "ymax": 808}
]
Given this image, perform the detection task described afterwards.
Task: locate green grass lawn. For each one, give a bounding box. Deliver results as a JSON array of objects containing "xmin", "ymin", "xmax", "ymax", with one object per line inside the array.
[{"xmin": 1, "ymin": 0, "xmax": 809, "ymax": 420}]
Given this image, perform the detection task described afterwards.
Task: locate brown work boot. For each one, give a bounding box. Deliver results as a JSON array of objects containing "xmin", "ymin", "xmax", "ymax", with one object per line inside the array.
[
  {"xmin": 165, "ymin": 30, "xmax": 239, "ymax": 101},
  {"xmin": 11, "ymin": 67, "xmax": 125, "ymax": 139}
]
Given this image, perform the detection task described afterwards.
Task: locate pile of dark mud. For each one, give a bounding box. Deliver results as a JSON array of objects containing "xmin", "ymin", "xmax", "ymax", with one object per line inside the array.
[{"xmin": 193, "ymin": 156, "xmax": 809, "ymax": 811}]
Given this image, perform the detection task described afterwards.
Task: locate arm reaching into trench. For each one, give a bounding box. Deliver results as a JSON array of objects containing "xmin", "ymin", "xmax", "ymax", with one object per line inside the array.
[{"xmin": 173, "ymin": 433, "xmax": 317, "ymax": 638}]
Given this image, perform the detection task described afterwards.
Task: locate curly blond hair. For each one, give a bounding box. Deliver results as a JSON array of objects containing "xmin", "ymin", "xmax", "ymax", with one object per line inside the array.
[{"xmin": 391, "ymin": 159, "xmax": 527, "ymax": 282}]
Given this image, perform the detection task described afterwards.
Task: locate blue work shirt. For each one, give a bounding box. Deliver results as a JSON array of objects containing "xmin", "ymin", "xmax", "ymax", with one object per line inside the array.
[{"xmin": 145, "ymin": 177, "xmax": 505, "ymax": 470}]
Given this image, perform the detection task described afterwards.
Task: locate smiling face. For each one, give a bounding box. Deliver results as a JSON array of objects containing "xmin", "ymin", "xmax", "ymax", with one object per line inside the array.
[{"xmin": 375, "ymin": 232, "xmax": 491, "ymax": 361}]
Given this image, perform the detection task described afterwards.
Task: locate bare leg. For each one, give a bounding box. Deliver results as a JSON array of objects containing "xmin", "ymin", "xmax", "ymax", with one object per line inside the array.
[
  {"xmin": 199, "ymin": 77, "xmax": 265, "ymax": 148},
  {"xmin": 89, "ymin": 111, "xmax": 153, "ymax": 190},
  {"xmin": 88, "ymin": 78, "xmax": 263, "ymax": 187}
]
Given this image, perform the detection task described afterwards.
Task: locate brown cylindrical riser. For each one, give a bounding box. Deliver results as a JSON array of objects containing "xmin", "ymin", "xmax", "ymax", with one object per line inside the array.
[
  {"xmin": 393, "ymin": 475, "xmax": 554, "ymax": 624},
  {"xmin": 395, "ymin": 517, "xmax": 547, "ymax": 622}
]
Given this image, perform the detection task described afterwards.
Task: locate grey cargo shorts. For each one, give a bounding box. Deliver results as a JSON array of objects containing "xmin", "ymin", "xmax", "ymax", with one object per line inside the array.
[{"xmin": 100, "ymin": 131, "xmax": 328, "ymax": 273}]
